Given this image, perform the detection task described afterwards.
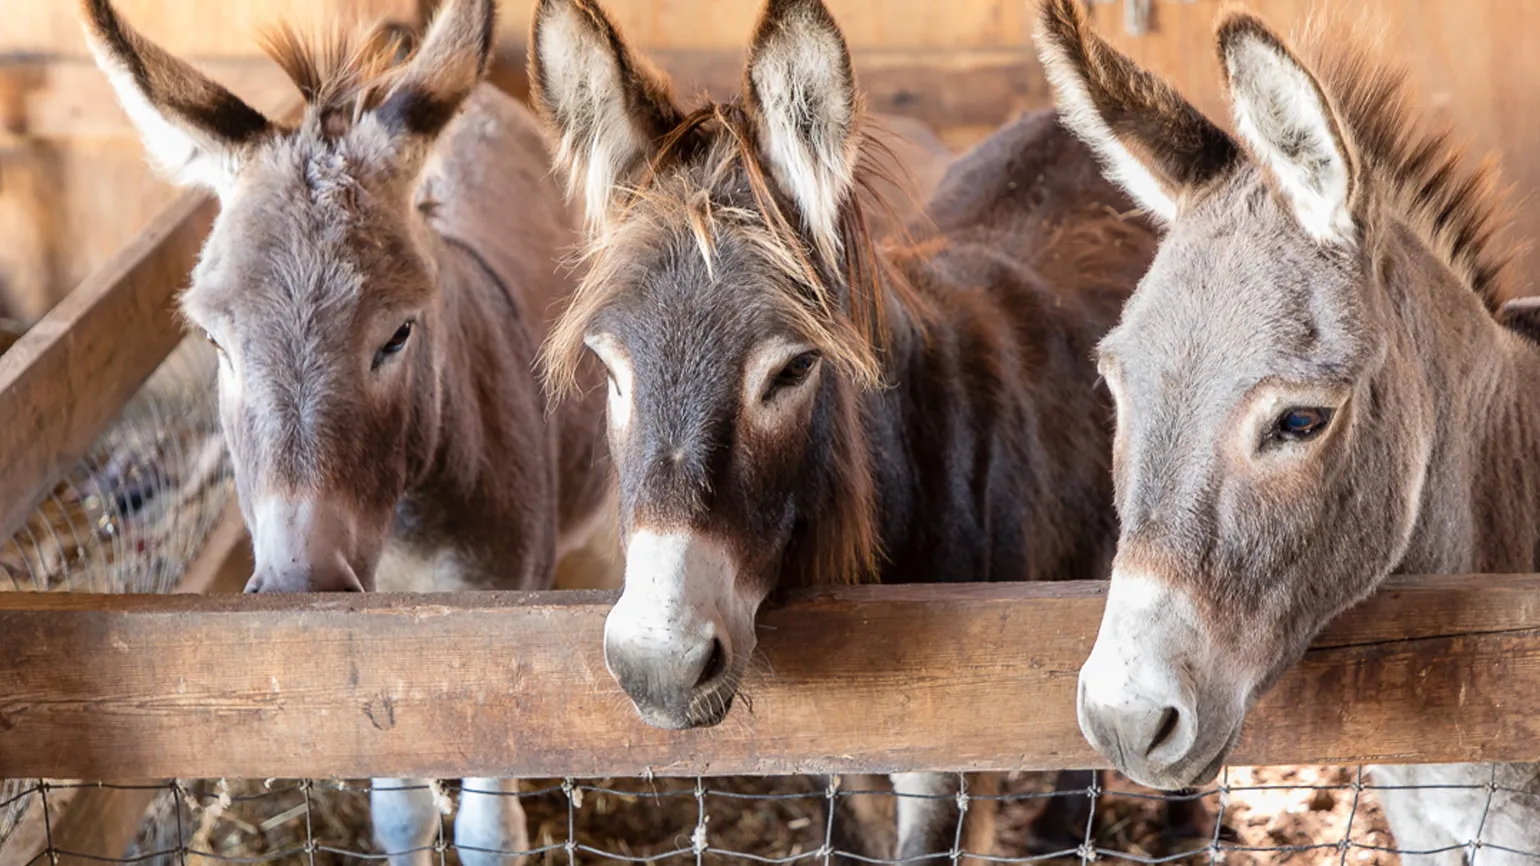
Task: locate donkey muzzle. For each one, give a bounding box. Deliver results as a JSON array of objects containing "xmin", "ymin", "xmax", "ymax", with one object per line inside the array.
[
  {"xmin": 605, "ymin": 627, "xmax": 732, "ymax": 729},
  {"xmin": 246, "ymin": 496, "xmax": 374, "ymax": 593},
  {"xmin": 604, "ymin": 529, "xmax": 748, "ymax": 729},
  {"xmin": 1076, "ymin": 572, "xmax": 1238, "ymax": 790}
]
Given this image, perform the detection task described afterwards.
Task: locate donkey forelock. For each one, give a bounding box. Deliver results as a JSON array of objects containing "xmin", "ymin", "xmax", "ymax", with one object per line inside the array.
[
  {"xmin": 256, "ymin": 20, "xmax": 411, "ymax": 126},
  {"xmin": 541, "ymin": 101, "xmax": 926, "ymax": 401}
]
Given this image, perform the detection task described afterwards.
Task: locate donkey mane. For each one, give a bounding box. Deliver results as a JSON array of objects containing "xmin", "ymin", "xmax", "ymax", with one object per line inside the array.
[
  {"xmin": 542, "ymin": 100, "xmax": 928, "ymax": 400},
  {"xmin": 257, "ymin": 20, "xmax": 416, "ymax": 121},
  {"xmin": 1289, "ymin": 15, "xmax": 1519, "ymax": 308}
]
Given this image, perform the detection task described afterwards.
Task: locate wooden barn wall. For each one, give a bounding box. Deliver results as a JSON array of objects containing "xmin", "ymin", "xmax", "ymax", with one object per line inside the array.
[{"xmin": 2, "ymin": 0, "xmax": 1539, "ymax": 322}]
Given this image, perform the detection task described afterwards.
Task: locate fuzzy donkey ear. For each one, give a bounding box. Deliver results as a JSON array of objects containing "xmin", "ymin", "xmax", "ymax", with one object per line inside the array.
[
  {"xmin": 1035, "ymin": 0, "xmax": 1240, "ymax": 223},
  {"xmin": 530, "ymin": 0, "xmax": 684, "ymax": 233},
  {"xmin": 743, "ymin": 0, "xmax": 862, "ymax": 256},
  {"xmin": 371, "ymin": 0, "xmax": 496, "ymax": 167},
  {"xmin": 80, "ymin": 0, "xmax": 275, "ymax": 194},
  {"xmin": 1218, "ymin": 12, "xmax": 1357, "ymax": 245}
]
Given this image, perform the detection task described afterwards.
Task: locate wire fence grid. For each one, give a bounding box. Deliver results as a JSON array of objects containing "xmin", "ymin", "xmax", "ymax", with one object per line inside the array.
[{"xmin": 2, "ymin": 764, "xmax": 1535, "ymax": 865}]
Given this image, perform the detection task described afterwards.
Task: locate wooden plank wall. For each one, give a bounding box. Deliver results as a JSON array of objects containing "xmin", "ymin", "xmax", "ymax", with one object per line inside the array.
[
  {"xmin": 0, "ymin": 0, "xmax": 416, "ymax": 321},
  {"xmin": 3, "ymin": 0, "xmax": 1539, "ymax": 316}
]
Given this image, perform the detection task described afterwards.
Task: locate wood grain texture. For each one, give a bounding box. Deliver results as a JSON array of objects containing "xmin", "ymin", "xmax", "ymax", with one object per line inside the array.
[
  {"xmin": 0, "ymin": 575, "xmax": 1535, "ymax": 780},
  {"xmin": 0, "ymin": 0, "xmax": 419, "ymax": 57},
  {"xmin": 0, "ymin": 503, "xmax": 253, "ymax": 866},
  {"xmin": 496, "ymin": 0, "xmax": 1027, "ymax": 52},
  {"xmin": 0, "ymin": 189, "xmax": 214, "ymax": 542}
]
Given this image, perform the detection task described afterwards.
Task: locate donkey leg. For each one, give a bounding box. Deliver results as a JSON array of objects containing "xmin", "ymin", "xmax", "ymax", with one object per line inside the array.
[
  {"xmin": 1159, "ymin": 787, "xmax": 1229, "ymax": 849},
  {"xmin": 455, "ymin": 778, "xmax": 529, "ymax": 866},
  {"xmin": 891, "ymin": 772, "xmax": 997, "ymax": 864},
  {"xmin": 1024, "ymin": 769, "xmax": 1098, "ymax": 855},
  {"xmin": 372, "ymin": 778, "xmax": 439, "ymax": 866}
]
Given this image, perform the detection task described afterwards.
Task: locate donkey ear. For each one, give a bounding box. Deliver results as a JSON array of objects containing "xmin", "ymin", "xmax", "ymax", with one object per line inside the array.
[
  {"xmin": 1035, "ymin": 0, "xmax": 1239, "ymax": 223},
  {"xmin": 372, "ymin": 0, "xmax": 495, "ymax": 152},
  {"xmin": 1497, "ymin": 296, "xmax": 1540, "ymax": 344},
  {"xmin": 79, "ymin": 0, "xmax": 273, "ymax": 193},
  {"xmin": 530, "ymin": 0, "xmax": 684, "ymax": 232},
  {"xmin": 744, "ymin": 0, "xmax": 861, "ymax": 250},
  {"xmin": 1218, "ymin": 13, "xmax": 1356, "ymax": 245}
]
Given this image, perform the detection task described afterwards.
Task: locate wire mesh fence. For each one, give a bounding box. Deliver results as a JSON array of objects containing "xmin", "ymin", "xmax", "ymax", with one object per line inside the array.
[
  {"xmin": 0, "ymin": 334, "xmax": 231, "ymax": 595},
  {"xmin": 7, "ymin": 764, "xmax": 1534, "ymax": 865}
]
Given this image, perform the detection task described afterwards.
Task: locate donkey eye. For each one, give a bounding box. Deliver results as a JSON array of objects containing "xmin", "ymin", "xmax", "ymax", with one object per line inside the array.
[
  {"xmin": 372, "ymin": 320, "xmax": 414, "ymax": 370},
  {"xmin": 204, "ymin": 330, "xmax": 223, "ymax": 354},
  {"xmin": 1274, "ymin": 407, "xmax": 1333, "ymax": 441},
  {"xmin": 765, "ymin": 352, "xmax": 820, "ymax": 401}
]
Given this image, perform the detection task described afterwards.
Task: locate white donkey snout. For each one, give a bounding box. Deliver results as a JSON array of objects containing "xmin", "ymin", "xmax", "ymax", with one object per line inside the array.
[
  {"xmin": 604, "ymin": 530, "xmax": 751, "ymax": 729},
  {"xmin": 1076, "ymin": 573, "xmax": 1218, "ymax": 789}
]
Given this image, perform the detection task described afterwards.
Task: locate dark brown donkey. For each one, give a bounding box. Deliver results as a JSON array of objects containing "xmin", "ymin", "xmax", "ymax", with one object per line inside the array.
[
  {"xmin": 82, "ymin": 0, "xmax": 611, "ymax": 862},
  {"xmin": 1039, "ymin": 0, "xmax": 1540, "ymax": 860},
  {"xmin": 529, "ymin": 0, "xmax": 1157, "ymax": 858}
]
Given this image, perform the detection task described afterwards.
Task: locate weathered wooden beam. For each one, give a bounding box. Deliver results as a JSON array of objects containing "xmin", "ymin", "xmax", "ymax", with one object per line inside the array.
[
  {"xmin": 0, "ymin": 575, "xmax": 1535, "ymax": 780},
  {"xmin": 0, "ymin": 190, "xmax": 214, "ymax": 542},
  {"xmin": 0, "ymin": 502, "xmax": 253, "ymax": 866},
  {"xmin": 10, "ymin": 48, "xmax": 1043, "ymax": 140}
]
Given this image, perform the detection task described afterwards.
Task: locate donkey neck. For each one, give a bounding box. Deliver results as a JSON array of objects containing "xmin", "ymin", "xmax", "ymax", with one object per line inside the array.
[
  {"xmin": 844, "ymin": 250, "xmax": 1119, "ymax": 587},
  {"xmin": 1382, "ymin": 219, "xmax": 1540, "ymax": 576},
  {"xmin": 389, "ymin": 227, "xmax": 558, "ymax": 586}
]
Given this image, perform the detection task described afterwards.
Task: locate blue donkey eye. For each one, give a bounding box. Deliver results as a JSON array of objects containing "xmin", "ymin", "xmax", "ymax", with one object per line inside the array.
[{"xmin": 1277, "ymin": 407, "xmax": 1332, "ymax": 440}]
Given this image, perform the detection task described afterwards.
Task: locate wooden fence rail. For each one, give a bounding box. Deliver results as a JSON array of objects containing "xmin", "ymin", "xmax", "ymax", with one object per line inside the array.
[
  {"xmin": 0, "ymin": 574, "xmax": 1536, "ymax": 781},
  {"xmin": 0, "ymin": 191, "xmax": 214, "ymax": 543}
]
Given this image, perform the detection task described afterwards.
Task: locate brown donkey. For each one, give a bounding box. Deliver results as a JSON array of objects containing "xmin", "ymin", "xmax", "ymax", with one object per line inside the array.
[
  {"xmin": 1038, "ymin": 0, "xmax": 1540, "ymax": 860},
  {"xmin": 529, "ymin": 0, "xmax": 1159, "ymax": 858},
  {"xmin": 82, "ymin": 0, "xmax": 611, "ymax": 862}
]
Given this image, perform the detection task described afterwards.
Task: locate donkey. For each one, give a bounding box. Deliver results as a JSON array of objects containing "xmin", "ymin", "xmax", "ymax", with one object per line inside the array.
[
  {"xmin": 81, "ymin": 0, "xmax": 612, "ymax": 862},
  {"xmin": 1037, "ymin": 0, "xmax": 1540, "ymax": 860},
  {"xmin": 528, "ymin": 0, "xmax": 1161, "ymax": 858}
]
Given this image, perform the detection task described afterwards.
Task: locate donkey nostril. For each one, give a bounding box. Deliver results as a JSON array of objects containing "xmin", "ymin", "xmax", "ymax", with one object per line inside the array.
[
  {"xmin": 696, "ymin": 638, "xmax": 728, "ymax": 689},
  {"xmin": 1147, "ymin": 706, "xmax": 1182, "ymax": 757}
]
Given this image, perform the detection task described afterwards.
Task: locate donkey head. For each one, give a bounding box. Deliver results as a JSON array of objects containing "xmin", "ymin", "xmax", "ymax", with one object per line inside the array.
[
  {"xmin": 533, "ymin": 0, "xmax": 887, "ymax": 728},
  {"xmin": 82, "ymin": 0, "xmax": 496, "ymax": 592},
  {"xmin": 1036, "ymin": 0, "xmax": 1509, "ymax": 788}
]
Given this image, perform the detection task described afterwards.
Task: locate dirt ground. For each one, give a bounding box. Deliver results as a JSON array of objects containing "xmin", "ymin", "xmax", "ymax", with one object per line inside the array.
[{"xmin": 125, "ymin": 765, "xmax": 1396, "ymax": 864}]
